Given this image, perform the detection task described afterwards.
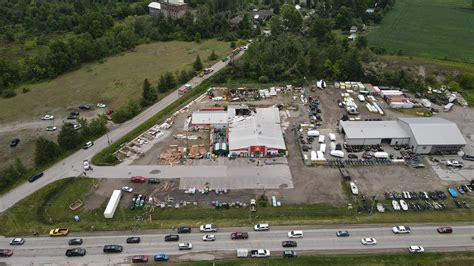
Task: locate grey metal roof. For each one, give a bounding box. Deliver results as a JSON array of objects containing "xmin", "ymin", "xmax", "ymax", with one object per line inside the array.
[
  {"xmin": 229, "ymin": 108, "xmax": 286, "ymax": 150},
  {"xmin": 191, "ymin": 111, "xmax": 228, "ymax": 125},
  {"xmin": 398, "ymin": 117, "xmax": 466, "ymax": 145},
  {"xmin": 341, "ymin": 120, "xmax": 410, "ymax": 140}
]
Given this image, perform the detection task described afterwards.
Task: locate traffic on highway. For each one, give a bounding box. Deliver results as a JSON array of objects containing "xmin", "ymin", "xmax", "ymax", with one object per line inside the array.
[{"xmin": 1, "ymin": 224, "xmax": 472, "ymax": 264}]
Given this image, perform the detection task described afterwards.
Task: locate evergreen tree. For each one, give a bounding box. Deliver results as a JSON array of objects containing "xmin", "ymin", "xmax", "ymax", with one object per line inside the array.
[
  {"xmin": 158, "ymin": 74, "xmax": 168, "ymax": 93},
  {"xmin": 58, "ymin": 124, "xmax": 83, "ymax": 150},
  {"xmin": 208, "ymin": 50, "xmax": 218, "ymax": 60},
  {"xmin": 35, "ymin": 137, "xmax": 61, "ymax": 166},
  {"xmin": 193, "ymin": 55, "xmax": 203, "ymax": 71},
  {"xmin": 194, "ymin": 32, "xmax": 202, "ymax": 43},
  {"xmin": 141, "ymin": 78, "xmax": 157, "ymax": 106},
  {"xmin": 164, "ymin": 72, "xmax": 177, "ymax": 90}
]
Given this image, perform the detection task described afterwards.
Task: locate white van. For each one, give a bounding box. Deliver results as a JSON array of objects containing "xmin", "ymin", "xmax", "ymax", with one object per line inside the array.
[
  {"xmin": 318, "ymin": 135, "xmax": 325, "ymax": 143},
  {"xmin": 254, "ymin": 224, "xmax": 270, "ymax": 231},
  {"xmin": 328, "ymin": 133, "xmax": 336, "ymax": 141},
  {"xmin": 288, "ymin": 230, "xmax": 304, "ymax": 238}
]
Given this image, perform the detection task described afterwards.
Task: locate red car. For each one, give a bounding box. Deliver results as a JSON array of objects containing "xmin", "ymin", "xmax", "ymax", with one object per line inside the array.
[
  {"xmin": 132, "ymin": 255, "xmax": 148, "ymax": 263},
  {"xmin": 131, "ymin": 176, "xmax": 145, "ymax": 183},
  {"xmin": 0, "ymin": 249, "xmax": 13, "ymax": 257},
  {"xmin": 437, "ymin": 227, "xmax": 453, "ymax": 234}
]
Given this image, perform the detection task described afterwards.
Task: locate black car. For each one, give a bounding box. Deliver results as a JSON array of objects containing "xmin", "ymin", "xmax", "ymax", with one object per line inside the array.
[
  {"xmin": 66, "ymin": 248, "xmax": 86, "ymax": 257},
  {"xmin": 164, "ymin": 234, "xmax": 179, "ymax": 242},
  {"xmin": 28, "ymin": 172, "xmax": 44, "ymax": 182},
  {"xmin": 68, "ymin": 238, "xmax": 83, "ymax": 245},
  {"xmin": 177, "ymin": 227, "xmax": 191, "ymax": 234},
  {"xmin": 67, "ymin": 115, "xmax": 78, "ymax": 120},
  {"xmin": 126, "ymin": 237, "xmax": 141, "ymax": 244},
  {"xmin": 10, "ymin": 138, "xmax": 20, "ymax": 147},
  {"xmin": 347, "ymin": 154, "xmax": 358, "ymax": 159},
  {"xmin": 462, "ymin": 154, "xmax": 474, "ymax": 161},
  {"xmin": 103, "ymin": 245, "xmax": 123, "ymax": 253},
  {"xmin": 148, "ymin": 178, "xmax": 160, "ymax": 184},
  {"xmin": 282, "ymin": 241, "xmax": 297, "ymax": 248},
  {"xmin": 70, "ymin": 111, "xmax": 80, "ymax": 116},
  {"xmin": 79, "ymin": 104, "xmax": 91, "ymax": 110}
]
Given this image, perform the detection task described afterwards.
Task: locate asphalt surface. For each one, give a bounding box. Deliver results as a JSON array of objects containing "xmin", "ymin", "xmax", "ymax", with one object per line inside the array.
[
  {"xmin": 0, "ymin": 224, "xmax": 473, "ymax": 264},
  {"xmin": 0, "ymin": 50, "xmax": 244, "ymax": 214}
]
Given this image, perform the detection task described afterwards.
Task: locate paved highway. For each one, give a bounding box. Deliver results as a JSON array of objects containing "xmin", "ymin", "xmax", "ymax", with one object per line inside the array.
[
  {"xmin": 0, "ymin": 50, "xmax": 245, "ymax": 213},
  {"xmin": 0, "ymin": 225, "xmax": 473, "ymax": 264}
]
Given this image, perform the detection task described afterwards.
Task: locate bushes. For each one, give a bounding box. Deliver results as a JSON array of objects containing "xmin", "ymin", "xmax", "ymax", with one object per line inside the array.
[
  {"xmin": 35, "ymin": 137, "xmax": 61, "ymax": 166},
  {"xmin": 111, "ymin": 100, "xmax": 141, "ymax": 123},
  {"xmin": 0, "ymin": 159, "xmax": 27, "ymax": 194}
]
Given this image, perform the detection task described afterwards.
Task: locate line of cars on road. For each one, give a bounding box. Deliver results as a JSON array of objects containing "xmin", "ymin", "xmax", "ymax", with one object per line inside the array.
[{"xmin": 1, "ymin": 225, "xmax": 456, "ymax": 259}]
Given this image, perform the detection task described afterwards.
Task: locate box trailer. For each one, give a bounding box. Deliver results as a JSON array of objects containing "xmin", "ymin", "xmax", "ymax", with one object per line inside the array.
[
  {"xmin": 307, "ymin": 130, "xmax": 320, "ymax": 137},
  {"xmin": 237, "ymin": 249, "xmax": 249, "ymax": 258},
  {"xmin": 374, "ymin": 152, "xmax": 389, "ymax": 159},
  {"xmin": 330, "ymin": 150, "xmax": 344, "ymax": 158},
  {"xmin": 319, "ymin": 144, "xmax": 326, "ymax": 153},
  {"xmin": 328, "ymin": 133, "xmax": 336, "ymax": 141},
  {"xmin": 104, "ymin": 190, "xmax": 122, "ymax": 219}
]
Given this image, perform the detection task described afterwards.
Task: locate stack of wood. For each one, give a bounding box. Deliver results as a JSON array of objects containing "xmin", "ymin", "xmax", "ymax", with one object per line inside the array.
[
  {"xmin": 188, "ymin": 144, "xmax": 207, "ymax": 159},
  {"xmin": 160, "ymin": 145, "xmax": 183, "ymax": 165}
]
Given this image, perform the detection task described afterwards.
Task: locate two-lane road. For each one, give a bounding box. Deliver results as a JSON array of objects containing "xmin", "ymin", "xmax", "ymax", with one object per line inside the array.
[
  {"xmin": 1, "ymin": 225, "xmax": 473, "ymax": 264},
  {"xmin": 0, "ymin": 50, "xmax": 244, "ymax": 213}
]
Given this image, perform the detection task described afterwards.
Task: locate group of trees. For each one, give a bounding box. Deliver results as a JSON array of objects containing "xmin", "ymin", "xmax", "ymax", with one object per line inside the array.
[
  {"xmin": 0, "ymin": 159, "xmax": 27, "ymax": 194},
  {"xmin": 35, "ymin": 117, "xmax": 107, "ymax": 166}
]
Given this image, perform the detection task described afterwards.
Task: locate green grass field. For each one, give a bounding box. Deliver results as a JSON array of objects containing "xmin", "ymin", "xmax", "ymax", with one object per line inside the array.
[
  {"xmin": 178, "ymin": 252, "xmax": 474, "ymax": 266},
  {"xmin": 0, "ymin": 40, "xmax": 230, "ymax": 123},
  {"xmin": 1, "ymin": 178, "xmax": 473, "ymax": 236},
  {"xmin": 368, "ymin": 0, "xmax": 474, "ymax": 63}
]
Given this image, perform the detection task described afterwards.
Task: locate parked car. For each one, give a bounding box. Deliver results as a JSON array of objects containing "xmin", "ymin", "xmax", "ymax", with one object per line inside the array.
[
  {"xmin": 282, "ymin": 241, "xmax": 297, "ymax": 248},
  {"xmin": 288, "ymin": 230, "xmax": 304, "ymax": 238},
  {"xmin": 46, "ymin": 126, "xmax": 57, "ymax": 131},
  {"xmin": 446, "ymin": 160, "xmax": 463, "ymax": 168},
  {"xmin": 392, "ymin": 226, "xmax": 411, "ymax": 234},
  {"xmin": 283, "ymin": 250, "xmax": 297, "ymax": 258},
  {"xmin": 132, "ymin": 255, "xmax": 148, "ymax": 263},
  {"xmin": 79, "ymin": 104, "xmax": 91, "ymax": 110},
  {"xmin": 231, "ymin": 232, "xmax": 248, "ymax": 240},
  {"xmin": 131, "ymin": 176, "xmax": 146, "ymax": 183},
  {"xmin": 73, "ymin": 124, "xmax": 82, "ymax": 130},
  {"xmin": 0, "ymin": 249, "xmax": 13, "ymax": 257},
  {"xmin": 126, "ymin": 237, "xmax": 141, "ymax": 244},
  {"xmin": 178, "ymin": 242, "xmax": 193, "ymax": 250},
  {"xmin": 148, "ymin": 178, "xmax": 160, "ymax": 184},
  {"xmin": 97, "ymin": 103, "xmax": 107, "ymax": 108},
  {"xmin": 28, "ymin": 172, "xmax": 44, "ymax": 182},
  {"xmin": 154, "ymin": 254, "xmax": 169, "ymax": 262},
  {"xmin": 361, "ymin": 238, "xmax": 377, "ymax": 245},
  {"xmin": 70, "ymin": 111, "xmax": 80, "ymax": 116},
  {"xmin": 462, "ymin": 154, "xmax": 474, "ymax": 161},
  {"xmin": 200, "ymin": 224, "xmax": 217, "ymax": 232},
  {"xmin": 254, "ymin": 224, "xmax": 270, "ymax": 231},
  {"xmin": 83, "ymin": 141, "xmax": 93, "ymax": 149},
  {"xmin": 83, "ymin": 160, "xmax": 90, "ymax": 171},
  {"xmin": 121, "ymin": 186, "xmax": 133, "ymax": 193},
  {"xmin": 10, "ymin": 138, "xmax": 20, "ymax": 147},
  {"xmin": 67, "ymin": 115, "xmax": 78, "ymax": 120},
  {"xmin": 437, "ymin": 227, "xmax": 453, "ymax": 234},
  {"xmin": 9, "ymin": 238, "xmax": 25, "ymax": 245},
  {"xmin": 41, "ymin": 114, "xmax": 55, "ymax": 120},
  {"xmin": 65, "ymin": 248, "xmax": 86, "ymax": 257},
  {"xmin": 68, "ymin": 238, "xmax": 83, "ymax": 246},
  {"xmin": 408, "ymin": 246, "xmax": 425, "ymax": 253},
  {"xmin": 202, "ymin": 234, "xmax": 216, "ymax": 241},
  {"xmin": 178, "ymin": 227, "xmax": 191, "ymax": 234},
  {"xmin": 336, "ymin": 230, "xmax": 350, "ymax": 237},
  {"xmin": 164, "ymin": 235, "xmax": 179, "ymax": 242}
]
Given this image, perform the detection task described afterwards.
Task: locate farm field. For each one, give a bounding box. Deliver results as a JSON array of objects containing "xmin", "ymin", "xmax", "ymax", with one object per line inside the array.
[
  {"xmin": 368, "ymin": 0, "xmax": 474, "ymax": 63},
  {"xmin": 0, "ymin": 39, "xmax": 230, "ymax": 124}
]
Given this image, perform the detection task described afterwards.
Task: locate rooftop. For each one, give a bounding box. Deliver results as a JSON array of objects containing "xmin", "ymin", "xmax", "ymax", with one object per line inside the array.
[
  {"xmin": 398, "ymin": 117, "xmax": 466, "ymax": 145},
  {"xmin": 191, "ymin": 111, "xmax": 228, "ymax": 125},
  {"xmin": 340, "ymin": 120, "xmax": 410, "ymax": 140}
]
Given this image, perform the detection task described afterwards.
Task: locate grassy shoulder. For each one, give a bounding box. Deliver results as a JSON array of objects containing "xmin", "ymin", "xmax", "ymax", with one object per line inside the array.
[
  {"xmin": 177, "ymin": 252, "xmax": 474, "ymax": 266},
  {"xmin": 1, "ymin": 178, "xmax": 473, "ymax": 236}
]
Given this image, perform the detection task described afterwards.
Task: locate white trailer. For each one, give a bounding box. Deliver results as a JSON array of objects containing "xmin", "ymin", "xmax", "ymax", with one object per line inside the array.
[
  {"xmin": 318, "ymin": 135, "xmax": 325, "ymax": 143},
  {"xmin": 104, "ymin": 190, "xmax": 122, "ymax": 219},
  {"xmin": 328, "ymin": 133, "xmax": 336, "ymax": 141},
  {"xmin": 330, "ymin": 142, "xmax": 336, "ymax": 151},
  {"xmin": 330, "ymin": 150, "xmax": 345, "ymax": 158},
  {"xmin": 237, "ymin": 249, "xmax": 249, "ymax": 258},
  {"xmin": 317, "ymin": 150, "xmax": 325, "ymax": 160},
  {"xmin": 310, "ymin": 150, "xmax": 317, "ymax": 161},
  {"xmin": 307, "ymin": 130, "xmax": 320, "ymax": 137},
  {"xmin": 444, "ymin": 103, "xmax": 454, "ymax": 112},
  {"xmin": 319, "ymin": 144, "xmax": 326, "ymax": 153},
  {"xmin": 374, "ymin": 152, "xmax": 389, "ymax": 159}
]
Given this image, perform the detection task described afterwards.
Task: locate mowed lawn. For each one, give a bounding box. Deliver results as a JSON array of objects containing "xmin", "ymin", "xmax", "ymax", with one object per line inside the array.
[
  {"xmin": 0, "ymin": 40, "xmax": 230, "ymax": 123},
  {"xmin": 368, "ymin": 0, "xmax": 474, "ymax": 63}
]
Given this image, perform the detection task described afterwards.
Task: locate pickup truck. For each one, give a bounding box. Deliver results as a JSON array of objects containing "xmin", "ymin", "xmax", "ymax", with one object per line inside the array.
[
  {"xmin": 49, "ymin": 228, "xmax": 69, "ymax": 236},
  {"xmin": 250, "ymin": 249, "xmax": 270, "ymax": 258},
  {"xmin": 231, "ymin": 232, "xmax": 248, "ymax": 240}
]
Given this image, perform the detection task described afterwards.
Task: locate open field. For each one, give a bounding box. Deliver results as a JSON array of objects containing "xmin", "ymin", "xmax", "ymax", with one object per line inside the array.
[
  {"xmin": 0, "ymin": 39, "xmax": 230, "ymax": 124},
  {"xmin": 0, "ymin": 177, "xmax": 472, "ymax": 236},
  {"xmin": 368, "ymin": 0, "xmax": 474, "ymax": 63}
]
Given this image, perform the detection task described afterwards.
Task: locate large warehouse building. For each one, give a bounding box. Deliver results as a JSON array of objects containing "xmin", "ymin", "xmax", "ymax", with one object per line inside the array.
[
  {"xmin": 190, "ymin": 105, "xmax": 286, "ymax": 157},
  {"xmin": 340, "ymin": 117, "xmax": 466, "ymax": 154}
]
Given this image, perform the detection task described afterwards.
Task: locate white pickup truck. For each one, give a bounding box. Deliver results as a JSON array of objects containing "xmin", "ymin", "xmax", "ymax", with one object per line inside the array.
[{"xmin": 250, "ymin": 249, "xmax": 270, "ymax": 258}]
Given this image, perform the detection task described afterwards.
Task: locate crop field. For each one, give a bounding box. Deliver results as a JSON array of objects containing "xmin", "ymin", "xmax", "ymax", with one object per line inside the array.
[
  {"xmin": 368, "ymin": 0, "xmax": 474, "ymax": 63},
  {"xmin": 0, "ymin": 39, "xmax": 230, "ymax": 123}
]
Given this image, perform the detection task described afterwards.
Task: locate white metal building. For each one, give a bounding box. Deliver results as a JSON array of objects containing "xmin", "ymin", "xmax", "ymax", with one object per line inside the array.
[
  {"xmin": 191, "ymin": 111, "xmax": 228, "ymax": 129},
  {"xmin": 340, "ymin": 117, "xmax": 466, "ymax": 154}
]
